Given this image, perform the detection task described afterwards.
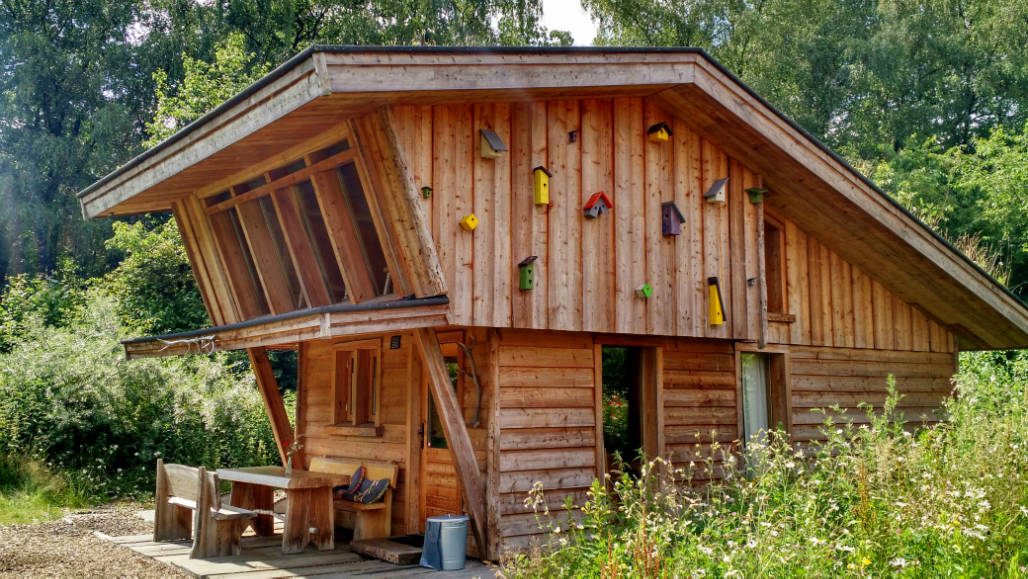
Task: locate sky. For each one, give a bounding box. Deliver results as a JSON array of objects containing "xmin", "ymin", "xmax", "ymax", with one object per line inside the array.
[{"xmin": 540, "ymin": 0, "xmax": 599, "ymax": 46}]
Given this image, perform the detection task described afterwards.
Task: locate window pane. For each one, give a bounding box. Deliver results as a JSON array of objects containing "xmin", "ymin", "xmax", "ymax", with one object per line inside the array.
[
  {"xmin": 741, "ymin": 353, "xmax": 770, "ymax": 445},
  {"xmin": 295, "ymin": 181, "xmax": 348, "ymax": 303},
  {"xmin": 256, "ymin": 196, "xmax": 305, "ymax": 310},
  {"xmin": 337, "ymin": 163, "xmax": 391, "ymax": 296}
]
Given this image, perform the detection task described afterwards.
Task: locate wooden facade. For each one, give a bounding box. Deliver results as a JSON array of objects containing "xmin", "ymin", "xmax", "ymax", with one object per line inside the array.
[{"xmin": 80, "ymin": 49, "xmax": 1026, "ymax": 559}]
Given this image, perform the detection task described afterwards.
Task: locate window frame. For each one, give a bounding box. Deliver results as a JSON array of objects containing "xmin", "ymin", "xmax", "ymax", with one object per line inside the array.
[
  {"xmin": 734, "ymin": 344, "xmax": 792, "ymax": 447},
  {"xmin": 331, "ymin": 338, "xmax": 383, "ymax": 434},
  {"xmin": 198, "ymin": 132, "xmax": 399, "ymax": 322}
]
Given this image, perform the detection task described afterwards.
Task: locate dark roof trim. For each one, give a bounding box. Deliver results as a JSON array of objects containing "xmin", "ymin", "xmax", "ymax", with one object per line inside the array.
[{"xmin": 121, "ymin": 294, "xmax": 450, "ymax": 345}]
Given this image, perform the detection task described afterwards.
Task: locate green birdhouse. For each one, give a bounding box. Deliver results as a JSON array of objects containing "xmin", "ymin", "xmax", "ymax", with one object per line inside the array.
[
  {"xmin": 635, "ymin": 283, "xmax": 653, "ymax": 299},
  {"xmin": 518, "ymin": 256, "xmax": 538, "ymax": 290}
]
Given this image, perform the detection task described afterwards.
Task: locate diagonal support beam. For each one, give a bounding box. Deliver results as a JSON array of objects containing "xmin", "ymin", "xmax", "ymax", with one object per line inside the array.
[
  {"xmin": 248, "ymin": 347, "xmax": 301, "ymax": 468},
  {"xmin": 413, "ymin": 328, "xmax": 487, "ymax": 553}
]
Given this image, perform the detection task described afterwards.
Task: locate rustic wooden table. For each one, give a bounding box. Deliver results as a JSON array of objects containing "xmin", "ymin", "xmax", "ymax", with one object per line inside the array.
[{"xmin": 217, "ymin": 466, "xmax": 349, "ymax": 554}]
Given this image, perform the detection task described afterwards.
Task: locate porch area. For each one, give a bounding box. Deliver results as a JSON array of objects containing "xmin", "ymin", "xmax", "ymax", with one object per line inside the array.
[{"xmin": 96, "ymin": 532, "xmax": 495, "ymax": 578}]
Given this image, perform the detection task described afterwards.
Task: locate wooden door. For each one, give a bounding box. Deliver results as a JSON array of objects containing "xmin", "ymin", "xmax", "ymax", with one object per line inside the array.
[{"xmin": 418, "ymin": 340, "xmax": 464, "ymax": 531}]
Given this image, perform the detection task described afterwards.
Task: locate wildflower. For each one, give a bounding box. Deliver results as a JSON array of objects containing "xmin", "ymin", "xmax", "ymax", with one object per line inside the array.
[
  {"xmin": 809, "ymin": 537, "xmax": 826, "ymax": 546},
  {"xmin": 889, "ymin": 558, "xmax": 909, "ymax": 568},
  {"xmin": 861, "ymin": 557, "xmax": 871, "ymax": 567}
]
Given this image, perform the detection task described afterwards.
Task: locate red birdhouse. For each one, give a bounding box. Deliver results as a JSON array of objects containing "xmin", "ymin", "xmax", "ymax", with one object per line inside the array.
[{"xmin": 583, "ymin": 191, "xmax": 614, "ymax": 219}]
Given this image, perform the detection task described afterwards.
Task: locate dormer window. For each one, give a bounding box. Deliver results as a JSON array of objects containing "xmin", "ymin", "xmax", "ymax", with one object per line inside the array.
[{"xmin": 201, "ymin": 140, "xmax": 395, "ymax": 318}]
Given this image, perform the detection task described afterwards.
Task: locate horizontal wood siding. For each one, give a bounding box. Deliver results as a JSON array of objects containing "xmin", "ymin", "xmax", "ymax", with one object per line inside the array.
[
  {"xmin": 789, "ymin": 346, "xmax": 956, "ymax": 442},
  {"xmin": 661, "ymin": 339, "xmax": 738, "ymax": 480},
  {"xmin": 494, "ymin": 330, "xmax": 598, "ymax": 554}
]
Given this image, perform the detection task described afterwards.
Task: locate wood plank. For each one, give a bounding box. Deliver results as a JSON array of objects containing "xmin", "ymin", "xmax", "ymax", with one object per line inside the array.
[
  {"xmin": 499, "ymin": 408, "xmax": 596, "ymax": 429},
  {"xmin": 701, "ymin": 139, "xmax": 730, "ymax": 339},
  {"xmin": 674, "ymin": 119, "xmax": 703, "ymax": 336},
  {"xmin": 499, "ymin": 387, "xmax": 595, "ymax": 408},
  {"xmin": 893, "ymin": 293, "xmax": 913, "ymax": 351},
  {"xmin": 498, "ymin": 346, "xmax": 593, "ymax": 368},
  {"xmin": 851, "ymin": 267, "xmax": 873, "ymax": 349},
  {"xmin": 613, "ymin": 97, "xmax": 646, "ymax": 334},
  {"xmin": 172, "ymin": 198, "xmax": 233, "ymax": 325},
  {"xmin": 871, "ymin": 279, "xmax": 894, "ymax": 350},
  {"xmin": 499, "ymin": 366, "xmax": 596, "ymax": 388},
  {"xmin": 471, "ymin": 103, "xmax": 513, "ymax": 328},
  {"xmin": 643, "ymin": 99, "xmax": 674, "ymax": 336},
  {"xmin": 580, "ymin": 98, "xmax": 615, "ymax": 333},
  {"xmin": 829, "ymin": 251, "xmax": 853, "ymax": 347},
  {"xmin": 498, "ymin": 427, "xmax": 596, "ymax": 450},
  {"xmin": 413, "ymin": 328, "xmax": 487, "ymax": 556},
  {"xmin": 308, "ymin": 170, "xmax": 376, "ymax": 302},
  {"xmin": 911, "ymin": 307, "xmax": 931, "ymax": 352},
  {"xmin": 500, "ymin": 448, "xmax": 595, "ymax": 472},
  {"xmin": 546, "ymin": 99, "xmax": 582, "ymax": 331},
  {"xmin": 510, "ymin": 102, "xmax": 548, "ymax": 329},
  {"xmin": 497, "ymin": 467, "xmax": 597, "ymax": 493}
]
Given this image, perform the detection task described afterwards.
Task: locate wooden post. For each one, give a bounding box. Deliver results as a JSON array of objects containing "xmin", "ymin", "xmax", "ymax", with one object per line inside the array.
[
  {"xmin": 413, "ymin": 328, "xmax": 488, "ymax": 555},
  {"xmin": 248, "ymin": 347, "xmax": 298, "ymax": 467},
  {"xmin": 755, "ymin": 176, "xmax": 768, "ymax": 349}
]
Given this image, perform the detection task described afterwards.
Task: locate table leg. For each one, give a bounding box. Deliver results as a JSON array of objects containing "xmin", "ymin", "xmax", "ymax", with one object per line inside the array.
[
  {"xmin": 281, "ymin": 487, "xmax": 335, "ymax": 553},
  {"xmin": 310, "ymin": 486, "xmax": 334, "ymax": 551},
  {"xmin": 230, "ymin": 482, "xmax": 274, "ymax": 536},
  {"xmin": 283, "ymin": 488, "xmax": 311, "ymax": 554}
]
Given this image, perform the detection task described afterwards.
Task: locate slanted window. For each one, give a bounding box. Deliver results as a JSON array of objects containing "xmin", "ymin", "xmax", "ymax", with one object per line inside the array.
[
  {"xmin": 333, "ymin": 339, "xmax": 381, "ymax": 427},
  {"xmin": 201, "ymin": 139, "xmax": 395, "ymax": 319},
  {"xmin": 764, "ymin": 218, "xmax": 786, "ymax": 314},
  {"xmin": 739, "ymin": 351, "xmax": 789, "ymax": 446}
]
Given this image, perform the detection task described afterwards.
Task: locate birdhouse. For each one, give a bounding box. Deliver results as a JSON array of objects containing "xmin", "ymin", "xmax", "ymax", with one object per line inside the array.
[
  {"xmin": 421, "ymin": 186, "xmax": 432, "ymax": 199},
  {"xmin": 647, "ymin": 122, "xmax": 673, "ymax": 143},
  {"xmin": 708, "ymin": 277, "xmax": 725, "ymax": 326},
  {"xmin": 661, "ymin": 201, "xmax": 686, "ymax": 236},
  {"xmin": 518, "ymin": 256, "xmax": 538, "ymax": 290},
  {"xmin": 480, "ymin": 129, "xmax": 508, "ymax": 159},
  {"xmin": 704, "ymin": 178, "xmax": 728, "ymax": 204},
  {"xmin": 460, "ymin": 213, "xmax": 479, "ymax": 231},
  {"xmin": 533, "ymin": 166, "xmax": 551, "ymax": 205},
  {"xmin": 583, "ymin": 191, "xmax": 614, "ymax": 219},
  {"xmin": 746, "ymin": 187, "xmax": 768, "ymax": 204},
  {"xmin": 635, "ymin": 283, "xmax": 653, "ymax": 299}
]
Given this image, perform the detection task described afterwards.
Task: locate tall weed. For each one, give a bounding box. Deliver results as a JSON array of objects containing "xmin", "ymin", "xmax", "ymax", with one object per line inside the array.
[{"xmin": 509, "ymin": 355, "xmax": 1028, "ymax": 576}]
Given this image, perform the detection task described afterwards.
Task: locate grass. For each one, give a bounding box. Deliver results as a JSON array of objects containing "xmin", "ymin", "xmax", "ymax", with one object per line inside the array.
[
  {"xmin": 505, "ymin": 353, "xmax": 1028, "ymax": 577},
  {"xmin": 0, "ymin": 455, "xmax": 91, "ymax": 525}
]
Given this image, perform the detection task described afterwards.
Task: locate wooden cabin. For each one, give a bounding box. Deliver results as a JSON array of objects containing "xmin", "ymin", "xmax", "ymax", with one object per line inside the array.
[{"xmin": 78, "ymin": 47, "xmax": 1028, "ymax": 558}]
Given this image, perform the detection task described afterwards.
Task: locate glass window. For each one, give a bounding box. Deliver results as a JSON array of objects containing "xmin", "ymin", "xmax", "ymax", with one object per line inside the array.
[
  {"xmin": 333, "ymin": 343, "xmax": 380, "ymax": 426},
  {"xmin": 337, "ymin": 163, "xmax": 391, "ymax": 296},
  {"xmin": 740, "ymin": 352, "xmax": 771, "ymax": 446}
]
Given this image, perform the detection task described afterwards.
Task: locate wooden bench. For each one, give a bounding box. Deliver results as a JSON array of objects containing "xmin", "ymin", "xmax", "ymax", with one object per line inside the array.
[
  {"xmin": 309, "ymin": 457, "xmax": 398, "ymax": 541},
  {"xmin": 154, "ymin": 459, "xmax": 257, "ymax": 558}
]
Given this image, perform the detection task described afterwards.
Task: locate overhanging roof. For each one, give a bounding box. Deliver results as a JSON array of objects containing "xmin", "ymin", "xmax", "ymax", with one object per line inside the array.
[{"xmin": 78, "ymin": 46, "xmax": 1028, "ymax": 350}]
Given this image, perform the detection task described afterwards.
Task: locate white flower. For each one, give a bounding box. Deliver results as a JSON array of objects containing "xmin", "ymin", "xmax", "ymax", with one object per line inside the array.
[
  {"xmin": 890, "ymin": 558, "xmax": 909, "ymax": 568},
  {"xmin": 809, "ymin": 537, "xmax": 826, "ymax": 546}
]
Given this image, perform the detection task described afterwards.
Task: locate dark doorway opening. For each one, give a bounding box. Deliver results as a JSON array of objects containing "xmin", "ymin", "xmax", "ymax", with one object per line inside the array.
[{"xmin": 601, "ymin": 345, "xmax": 658, "ymax": 471}]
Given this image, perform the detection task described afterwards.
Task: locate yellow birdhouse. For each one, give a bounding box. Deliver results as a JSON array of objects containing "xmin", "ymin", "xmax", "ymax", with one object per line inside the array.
[
  {"xmin": 460, "ymin": 213, "xmax": 479, "ymax": 231},
  {"xmin": 533, "ymin": 166, "xmax": 551, "ymax": 205},
  {"xmin": 708, "ymin": 277, "xmax": 725, "ymax": 326},
  {"xmin": 647, "ymin": 122, "xmax": 673, "ymax": 143}
]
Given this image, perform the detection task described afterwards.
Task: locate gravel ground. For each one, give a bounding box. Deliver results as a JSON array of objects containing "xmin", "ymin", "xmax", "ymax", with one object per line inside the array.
[{"xmin": 0, "ymin": 503, "xmax": 187, "ymax": 578}]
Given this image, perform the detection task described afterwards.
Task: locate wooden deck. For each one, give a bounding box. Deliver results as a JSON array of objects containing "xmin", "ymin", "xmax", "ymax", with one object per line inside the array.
[{"xmin": 96, "ymin": 533, "xmax": 495, "ymax": 578}]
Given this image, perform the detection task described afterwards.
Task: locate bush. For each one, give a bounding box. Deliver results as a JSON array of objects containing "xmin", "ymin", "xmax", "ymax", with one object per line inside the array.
[
  {"xmin": 0, "ymin": 286, "xmax": 281, "ymax": 501},
  {"xmin": 508, "ymin": 361, "xmax": 1028, "ymax": 577}
]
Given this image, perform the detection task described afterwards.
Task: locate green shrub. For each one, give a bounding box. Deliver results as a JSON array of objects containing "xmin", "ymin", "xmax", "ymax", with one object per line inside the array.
[
  {"xmin": 0, "ymin": 286, "xmax": 281, "ymax": 501},
  {"xmin": 509, "ymin": 361, "xmax": 1028, "ymax": 577}
]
